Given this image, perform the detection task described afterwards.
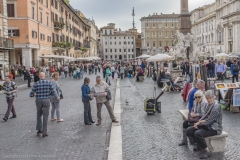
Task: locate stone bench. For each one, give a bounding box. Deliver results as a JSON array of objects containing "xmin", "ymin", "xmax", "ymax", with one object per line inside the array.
[{"xmin": 178, "ymin": 109, "xmax": 228, "ymax": 152}]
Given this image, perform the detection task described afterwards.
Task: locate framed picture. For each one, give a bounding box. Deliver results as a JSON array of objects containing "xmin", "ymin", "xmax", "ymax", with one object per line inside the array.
[
  {"xmin": 215, "ymin": 83, "xmax": 227, "ymax": 89},
  {"xmin": 233, "ymin": 89, "xmax": 240, "ymax": 106},
  {"xmin": 226, "ymin": 70, "xmax": 232, "ymax": 78},
  {"xmin": 226, "ymin": 83, "xmax": 239, "ymax": 89}
]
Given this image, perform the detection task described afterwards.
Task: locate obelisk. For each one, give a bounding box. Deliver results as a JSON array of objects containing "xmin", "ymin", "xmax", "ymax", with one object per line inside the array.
[{"xmin": 179, "ymin": 0, "xmax": 191, "ymax": 34}]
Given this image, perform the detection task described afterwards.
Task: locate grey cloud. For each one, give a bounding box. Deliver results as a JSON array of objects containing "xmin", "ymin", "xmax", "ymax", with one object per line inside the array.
[{"xmin": 70, "ymin": 0, "xmax": 215, "ymax": 31}]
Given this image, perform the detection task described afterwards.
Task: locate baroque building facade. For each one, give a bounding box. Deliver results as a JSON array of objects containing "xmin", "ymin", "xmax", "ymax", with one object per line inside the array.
[
  {"xmin": 140, "ymin": 13, "xmax": 179, "ymax": 55},
  {"xmin": 190, "ymin": 0, "xmax": 240, "ymax": 58},
  {"xmin": 6, "ymin": 0, "xmax": 95, "ymax": 69}
]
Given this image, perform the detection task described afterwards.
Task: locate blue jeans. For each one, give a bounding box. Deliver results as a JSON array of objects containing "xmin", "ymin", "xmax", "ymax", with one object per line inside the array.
[
  {"xmin": 82, "ymin": 100, "xmax": 93, "ymax": 124},
  {"xmin": 189, "ymin": 74, "xmax": 193, "ymax": 83},
  {"xmin": 79, "ymin": 71, "xmax": 83, "ymax": 78},
  {"xmin": 50, "ymin": 97, "xmax": 60, "ymax": 120}
]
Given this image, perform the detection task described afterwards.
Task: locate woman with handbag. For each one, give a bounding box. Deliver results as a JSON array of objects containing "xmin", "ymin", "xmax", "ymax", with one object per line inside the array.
[
  {"xmin": 178, "ymin": 90, "xmax": 208, "ymax": 146},
  {"xmin": 50, "ymin": 72, "xmax": 64, "ymax": 122},
  {"xmin": 81, "ymin": 77, "xmax": 95, "ymax": 125},
  {"xmin": 186, "ymin": 90, "xmax": 222, "ymax": 159}
]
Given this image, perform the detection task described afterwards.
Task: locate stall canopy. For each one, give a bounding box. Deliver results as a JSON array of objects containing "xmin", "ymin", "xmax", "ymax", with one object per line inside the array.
[
  {"xmin": 136, "ymin": 54, "xmax": 151, "ymax": 59},
  {"xmin": 230, "ymin": 52, "xmax": 240, "ymax": 57},
  {"xmin": 146, "ymin": 54, "xmax": 172, "ymax": 62},
  {"xmin": 215, "ymin": 53, "xmax": 229, "ymax": 58}
]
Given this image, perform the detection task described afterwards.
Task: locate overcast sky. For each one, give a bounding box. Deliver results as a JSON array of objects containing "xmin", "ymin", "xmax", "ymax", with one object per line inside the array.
[{"xmin": 70, "ymin": 0, "xmax": 215, "ymax": 31}]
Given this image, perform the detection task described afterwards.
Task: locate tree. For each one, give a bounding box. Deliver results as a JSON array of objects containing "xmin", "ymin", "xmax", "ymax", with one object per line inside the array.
[{"xmin": 64, "ymin": 0, "xmax": 70, "ymax": 5}]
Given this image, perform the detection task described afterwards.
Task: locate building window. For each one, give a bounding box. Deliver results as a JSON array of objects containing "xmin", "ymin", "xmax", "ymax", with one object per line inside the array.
[
  {"xmin": 46, "ymin": 0, "xmax": 48, "ymax": 8},
  {"xmin": 40, "ymin": 12, "xmax": 43, "ymax": 23},
  {"xmin": 39, "ymin": 0, "xmax": 43, "ymax": 3},
  {"xmin": 229, "ymin": 29, "xmax": 232, "ymax": 38},
  {"xmin": 115, "ymin": 55, "xmax": 117, "ymax": 59},
  {"xmin": 159, "ymin": 22, "xmax": 161, "ymax": 28},
  {"xmin": 146, "ymin": 23, "xmax": 148, "ymax": 28},
  {"xmin": 159, "ymin": 41, "xmax": 162, "ymax": 47},
  {"xmin": 128, "ymin": 49, "xmax": 130, "ymax": 52},
  {"xmin": 47, "ymin": 36, "xmax": 51, "ymax": 42},
  {"xmin": 165, "ymin": 31, "xmax": 168, "ymax": 38},
  {"xmin": 119, "ymin": 49, "xmax": 121, "ymax": 52},
  {"xmin": 153, "ymin": 23, "xmax": 155, "ymax": 28},
  {"xmin": 119, "ymin": 42, "xmax": 121, "ymax": 45},
  {"xmin": 110, "ymin": 49, "xmax": 112, "ymax": 52},
  {"xmin": 115, "ymin": 49, "xmax": 117, "ymax": 52},
  {"xmin": 7, "ymin": 4, "xmax": 15, "ymax": 17},
  {"xmin": 114, "ymin": 42, "xmax": 116, "ymax": 45},
  {"xmin": 165, "ymin": 23, "xmax": 168, "ymax": 28},
  {"xmin": 110, "ymin": 55, "xmax": 112, "ymax": 59},
  {"xmin": 172, "ymin": 23, "xmax": 174, "ymax": 28},
  {"xmin": 166, "ymin": 41, "xmax": 168, "ymax": 46},
  {"xmin": 32, "ymin": 31, "xmax": 37, "ymax": 38},
  {"xmin": 105, "ymin": 30, "xmax": 107, "ymax": 35},
  {"xmin": 114, "ymin": 37, "xmax": 116, "ymax": 39},
  {"xmin": 124, "ymin": 49, "xmax": 126, "ymax": 52},
  {"xmin": 55, "ymin": 0, "xmax": 58, "ymax": 9},
  {"xmin": 47, "ymin": 16, "xmax": 49, "ymax": 26},
  {"xmin": 110, "ymin": 42, "xmax": 112, "ymax": 45},
  {"xmin": 32, "ymin": 6, "xmax": 35, "ymax": 19},
  {"xmin": 147, "ymin": 43, "xmax": 149, "ymax": 47},
  {"xmin": 153, "ymin": 42, "xmax": 156, "ymax": 47},
  {"xmin": 40, "ymin": 33, "xmax": 45, "ymax": 40},
  {"xmin": 105, "ymin": 42, "xmax": 107, "ymax": 45},
  {"xmin": 105, "ymin": 49, "xmax": 107, "ymax": 53},
  {"xmin": 51, "ymin": 12, "xmax": 54, "ymax": 22},
  {"xmin": 8, "ymin": 29, "xmax": 20, "ymax": 37}
]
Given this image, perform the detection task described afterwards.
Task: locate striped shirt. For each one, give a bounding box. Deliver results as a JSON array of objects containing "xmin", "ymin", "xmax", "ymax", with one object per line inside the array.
[
  {"xmin": 3, "ymin": 81, "xmax": 17, "ymax": 99},
  {"xmin": 205, "ymin": 101, "xmax": 223, "ymax": 135},
  {"xmin": 29, "ymin": 79, "xmax": 54, "ymax": 99}
]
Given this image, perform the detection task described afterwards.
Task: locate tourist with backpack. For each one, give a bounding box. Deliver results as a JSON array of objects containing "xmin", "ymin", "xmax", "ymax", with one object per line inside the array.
[{"xmin": 231, "ymin": 60, "xmax": 239, "ymax": 83}]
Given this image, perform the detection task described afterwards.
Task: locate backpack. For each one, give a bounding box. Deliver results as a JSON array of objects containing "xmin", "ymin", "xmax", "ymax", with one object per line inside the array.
[{"xmin": 233, "ymin": 64, "xmax": 240, "ymax": 72}]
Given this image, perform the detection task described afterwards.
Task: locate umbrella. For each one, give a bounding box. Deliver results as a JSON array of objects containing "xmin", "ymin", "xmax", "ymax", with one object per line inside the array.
[
  {"xmin": 229, "ymin": 54, "xmax": 239, "ymax": 58},
  {"xmin": 146, "ymin": 54, "xmax": 172, "ymax": 62},
  {"xmin": 231, "ymin": 52, "xmax": 240, "ymax": 56},
  {"xmin": 215, "ymin": 53, "xmax": 229, "ymax": 57},
  {"xmin": 136, "ymin": 54, "xmax": 151, "ymax": 59},
  {"xmin": 75, "ymin": 57, "xmax": 87, "ymax": 61}
]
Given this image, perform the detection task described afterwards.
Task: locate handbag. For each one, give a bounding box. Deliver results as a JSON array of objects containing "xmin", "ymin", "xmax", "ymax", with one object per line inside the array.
[
  {"xmin": 60, "ymin": 93, "xmax": 63, "ymax": 99},
  {"xmin": 187, "ymin": 102, "xmax": 201, "ymax": 123}
]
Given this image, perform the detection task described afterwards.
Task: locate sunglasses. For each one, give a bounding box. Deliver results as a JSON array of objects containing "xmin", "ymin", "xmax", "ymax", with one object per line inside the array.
[{"xmin": 195, "ymin": 96, "xmax": 202, "ymax": 99}]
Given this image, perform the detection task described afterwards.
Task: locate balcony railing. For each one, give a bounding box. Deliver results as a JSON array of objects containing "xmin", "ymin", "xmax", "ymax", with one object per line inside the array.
[
  {"xmin": 54, "ymin": 21, "xmax": 65, "ymax": 30},
  {"xmin": 52, "ymin": 41, "xmax": 73, "ymax": 48},
  {"xmin": 0, "ymin": 37, "xmax": 14, "ymax": 49},
  {"xmin": 84, "ymin": 45, "xmax": 90, "ymax": 48}
]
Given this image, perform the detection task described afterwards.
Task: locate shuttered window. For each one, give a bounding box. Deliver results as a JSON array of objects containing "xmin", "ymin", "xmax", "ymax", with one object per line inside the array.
[{"xmin": 7, "ymin": 4, "xmax": 15, "ymax": 17}]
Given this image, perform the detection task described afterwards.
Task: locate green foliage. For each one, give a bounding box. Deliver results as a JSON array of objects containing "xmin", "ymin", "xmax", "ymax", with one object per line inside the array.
[
  {"xmin": 64, "ymin": 0, "xmax": 70, "ymax": 5},
  {"xmin": 52, "ymin": 41, "xmax": 74, "ymax": 48}
]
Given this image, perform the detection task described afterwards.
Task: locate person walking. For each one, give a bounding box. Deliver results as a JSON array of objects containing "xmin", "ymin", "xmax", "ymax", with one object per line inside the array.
[
  {"xmin": 120, "ymin": 65, "xmax": 125, "ymax": 79},
  {"xmin": 231, "ymin": 60, "xmax": 239, "ymax": 83},
  {"xmin": 111, "ymin": 65, "xmax": 115, "ymax": 79},
  {"xmin": 81, "ymin": 77, "xmax": 95, "ymax": 125},
  {"xmin": 50, "ymin": 72, "xmax": 64, "ymax": 122},
  {"xmin": 30, "ymin": 72, "xmax": 55, "ymax": 137},
  {"xmin": 2, "ymin": 76, "xmax": 18, "ymax": 121},
  {"xmin": 26, "ymin": 69, "xmax": 32, "ymax": 87},
  {"xmin": 64, "ymin": 65, "xmax": 68, "ymax": 78},
  {"xmin": 105, "ymin": 66, "xmax": 111, "ymax": 85},
  {"xmin": 92, "ymin": 76, "xmax": 118, "ymax": 126}
]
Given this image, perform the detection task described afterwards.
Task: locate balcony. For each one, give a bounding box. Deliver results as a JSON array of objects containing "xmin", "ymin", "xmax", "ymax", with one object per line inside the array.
[
  {"xmin": 54, "ymin": 21, "xmax": 65, "ymax": 30},
  {"xmin": 52, "ymin": 41, "xmax": 74, "ymax": 49},
  {"xmin": 0, "ymin": 37, "xmax": 14, "ymax": 49}
]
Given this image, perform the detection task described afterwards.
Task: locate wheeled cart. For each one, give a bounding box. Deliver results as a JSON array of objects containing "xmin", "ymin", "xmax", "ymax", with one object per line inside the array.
[{"xmin": 144, "ymin": 87, "xmax": 166, "ymax": 115}]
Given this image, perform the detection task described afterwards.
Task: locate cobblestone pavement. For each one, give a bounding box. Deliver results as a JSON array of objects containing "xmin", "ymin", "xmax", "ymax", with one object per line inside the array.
[
  {"xmin": 121, "ymin": 76, "xmax": 240, "ymax": 160},
  {"xmin": 0, "ymin": 72, "xmax": 116, "ymax": 160}
]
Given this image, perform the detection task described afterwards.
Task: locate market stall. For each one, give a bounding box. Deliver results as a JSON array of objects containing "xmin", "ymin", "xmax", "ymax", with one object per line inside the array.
[{"xmin": 216, "ymin": 82, "xmax": 240, "ymax": 113}]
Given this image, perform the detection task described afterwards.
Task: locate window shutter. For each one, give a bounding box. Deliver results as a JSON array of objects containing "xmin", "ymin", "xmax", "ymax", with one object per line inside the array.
[
  {"xmin": 7, "ymin": 4, "xmax": 15, "ymax": 17},
  {"xmin": 15, "ymin": 29, "xmax": 19, "ymax": 36}
]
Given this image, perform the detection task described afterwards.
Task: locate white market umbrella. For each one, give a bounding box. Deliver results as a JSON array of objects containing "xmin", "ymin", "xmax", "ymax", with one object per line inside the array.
[
  {"xmin": 136, "ymin": 54, "xmax": 151, "ymax": 59},
  {"xmin": 88, "ymin": 56, "xmax": 101, "ymax": 60},
  {"xmin": 75, "ymin": 57, "xmax": 87, "ymax": 61},
  {"xmin": 229, "ymin": 54, "xmax": 239, "ymax": 58},
  {"xmin": 231, "ymin": 52, "xmax": 240, "ymax": 56},
  {"xmin": 146, "ymin": 53, "xmax": 172, "ymax": 62},
  {"xmin": 215, "ymin": 53, "xmax": 229, "ymax": 57}
]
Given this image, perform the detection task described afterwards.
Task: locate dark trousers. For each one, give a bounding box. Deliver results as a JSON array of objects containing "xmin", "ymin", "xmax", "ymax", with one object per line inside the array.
[
  {"xmin": 217, "ymin": 72, "xmax": 224, "ymax": 82},
  {"xmin": 82, "ymin": 100, "xmax": 93, "ymax": 124},
  {"xmin": 27, "ymin": 78, "xmax": 31, "ymax": 87},
  {"xmin": 36, "ymin": 99, "xmax": 50, "ymax": 135},
  {"xmin": 98, "ymin": 67, "xmax": 100, "ymax": 73},
  {"xmin": 186, "ymin": 126, "xmax": 217, "ymax": 151},
  {"xmin": 4, "ymin": 98, "xmax": 16, "ymax": 118},
  {"xmin": 189, "ymin": 74, "xmax": 193, "ymax": 83},
  {"xmin": 103, "ymin": 71, "xmax": 106, "ymax": 78},
  {"xmin": 182, "ymin": 120, "xmax": 194, "ymax": 129},
  {"xmin": 207, "ymin": 70, "xmax": 213, "ymax": 78},
  {"xmin": 232, "ymin": 74, "xmax": 239, "ymax": 83},
  {"xmin": 120, "ymin": 73, "xmax": 123, "ymax": 79}
]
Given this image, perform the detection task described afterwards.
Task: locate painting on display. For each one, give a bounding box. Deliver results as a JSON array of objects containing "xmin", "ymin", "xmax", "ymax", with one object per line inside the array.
[
  {"xmin": 215, "ymin": 83, "xmax": 227, "ymax": 89},
  {"xmin": 226, "ymin": 70, "xmax": 232, "ymax": 78},
  {"xmin": 226, "ymin": 83, "xmax": 239, "ymax": 89},
  {"xmin": 233, "ymin": 89, "xmax": 240, "ymax": 106}
]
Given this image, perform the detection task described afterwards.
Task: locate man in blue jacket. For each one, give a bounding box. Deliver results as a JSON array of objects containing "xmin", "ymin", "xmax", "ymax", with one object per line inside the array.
[
  {"xmin": 188, "ymin": 80, "xmax": 205, "ymax": 113},
  {"xmin": 231, "ymin": 60, "xmax": 239, "ymax": 83}
]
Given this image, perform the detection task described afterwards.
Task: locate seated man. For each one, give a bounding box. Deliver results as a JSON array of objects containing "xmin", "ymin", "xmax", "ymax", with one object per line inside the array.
[{"xmin": 136, "ymin": 68, "xmax": 144, "ymax": 81}]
